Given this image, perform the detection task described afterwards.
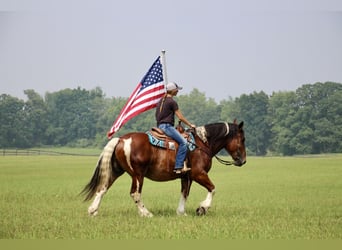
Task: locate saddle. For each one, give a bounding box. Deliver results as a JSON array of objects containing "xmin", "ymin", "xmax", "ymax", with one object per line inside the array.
[
  {"xmin": 150, "ymin": 127, "xmax": 169, "ymax": 139},
  {"xmin": 146, "ymin": 123, "xmax": 196, "ymax": 151}
]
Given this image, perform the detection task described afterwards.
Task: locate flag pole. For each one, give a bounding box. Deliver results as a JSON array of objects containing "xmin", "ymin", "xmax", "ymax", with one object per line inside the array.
[{"xmin": 161, "ymin": 50, "xmax": 168, "ymax": 86}]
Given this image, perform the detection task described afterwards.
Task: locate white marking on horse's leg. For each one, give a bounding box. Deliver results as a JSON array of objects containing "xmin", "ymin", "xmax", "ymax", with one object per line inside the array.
[
  {"xmin": 199, "ymin": 189, "xmax": 216, "ymax": 212},
  {"xmin": 176, "ymin": 193, "xmax": 188, "ymax": 216},
  {"xmin": 130, "ymin": 179, "xmax": 153, "ymax": 217},
  {"xmin": 88, "ymin": 187, "xmax": 107, "ymax": 216},
  {"xmin": 131, "ymin": 187, "xmax": 153, "ymax": 218},
  {"xmin": 123, "ymin": 138, "xmax": 133, "ymax": 171}
]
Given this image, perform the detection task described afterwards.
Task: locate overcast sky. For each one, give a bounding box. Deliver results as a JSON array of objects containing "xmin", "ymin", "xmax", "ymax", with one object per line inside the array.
[{"xmin": 1, "ymin": 0, "xmax": 342, "ymax": 101}]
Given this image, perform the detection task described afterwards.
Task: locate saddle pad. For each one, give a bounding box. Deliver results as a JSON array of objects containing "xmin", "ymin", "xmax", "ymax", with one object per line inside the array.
[
  {"xmin": 146, "ymin": 131, "xmax": 176, "ymax": 150},
  {"xmin": 146, "ymin": 131, "xmax": 196, "ymax": 151}
]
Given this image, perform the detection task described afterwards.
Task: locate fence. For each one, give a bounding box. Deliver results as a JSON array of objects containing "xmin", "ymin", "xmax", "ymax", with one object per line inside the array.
[{"xmin": 1, "ymin": 149, "xmax": 98, "ymax": 157}]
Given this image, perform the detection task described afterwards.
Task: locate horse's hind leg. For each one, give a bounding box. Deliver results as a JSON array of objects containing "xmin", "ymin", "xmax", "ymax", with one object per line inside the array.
[
  {"xmin": 88, "ymin": 187, "xmax": 107, "ymax": 216},
  {"xmin": 88, "ymin": 159, "xmax": 125, "ymax": 216},
  {"xmin": 88, "ymin": 173, "xmax": 121, "ymax": 216},
  {"xmin": 130, "ymin": 176, "xmax": 153, "ymax": 217},
  {"xmin": 177, "ymin": 177, "xmax": 192, "ymax": 216}
]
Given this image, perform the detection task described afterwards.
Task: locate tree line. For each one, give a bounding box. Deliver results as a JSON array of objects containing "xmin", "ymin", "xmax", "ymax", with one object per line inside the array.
[{"xmin": 0, "ymin": 82, "xmax": 341, "ymax": 156}]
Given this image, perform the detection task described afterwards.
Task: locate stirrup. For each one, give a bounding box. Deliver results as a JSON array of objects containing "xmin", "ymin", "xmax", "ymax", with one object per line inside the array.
[{"xmin": 174, "ymin": 166, "xmax": 191, "ymax": 174}]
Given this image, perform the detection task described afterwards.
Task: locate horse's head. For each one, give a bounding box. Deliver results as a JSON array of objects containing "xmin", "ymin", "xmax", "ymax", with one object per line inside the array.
[
  {"xmin": 200, "ymin": 121, "xmax": 246, "ymax": 167},
  {"xmin": 225, "ymin": 120, "xmax": 246, "ymax": 167}
]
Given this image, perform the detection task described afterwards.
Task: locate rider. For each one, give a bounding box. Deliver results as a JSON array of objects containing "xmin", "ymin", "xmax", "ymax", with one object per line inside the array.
[{"xmin": 155, "ymin": 82, "xmax": 196, "ymax": 174}]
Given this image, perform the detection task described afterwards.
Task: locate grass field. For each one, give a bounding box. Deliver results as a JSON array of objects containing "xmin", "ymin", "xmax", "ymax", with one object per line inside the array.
[{"xmin": 0, "ymin": 153, "xmax": 341, "ymax": 239}]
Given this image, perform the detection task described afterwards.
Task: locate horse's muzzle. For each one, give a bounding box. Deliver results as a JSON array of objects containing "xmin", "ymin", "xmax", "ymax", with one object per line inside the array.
[{"xmin": 234, "ymin": 159, "xmax": 246, "ymax": 167}]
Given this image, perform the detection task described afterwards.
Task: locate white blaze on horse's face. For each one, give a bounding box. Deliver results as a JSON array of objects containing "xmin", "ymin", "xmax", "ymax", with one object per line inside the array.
[{"xmin": 123, "ymin": 137, "xmax": 133, "ymax": 171}]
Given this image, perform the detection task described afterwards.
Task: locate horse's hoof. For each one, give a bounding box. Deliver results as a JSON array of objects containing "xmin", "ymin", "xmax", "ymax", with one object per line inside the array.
[
  {"xmin": 139, "ymin": 211, "xmax": 153, "ymax": 218},
  {"xmin": 88, "ymin": 210, "xmax": 98, "ymax": 217},
  {"xmin": 196, "ymin": 206, "xmax": 206, "ymax": 216},
  {"xmin": 88, "ymin": 207, "xmax": 98, "ymax": 216},
  {"xmin": 177, "ymin": 210, "xmax": 188, "ymax": 216}
]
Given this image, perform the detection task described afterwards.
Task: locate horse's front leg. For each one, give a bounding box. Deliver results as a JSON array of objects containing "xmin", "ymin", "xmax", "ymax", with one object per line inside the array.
[
  {"xmin": 177, "ymin": 177, "xmax": 192, "ymax": 216},
  {"xmin": 130, "ymin": 175, "xmax": 153, "ymax": 217},
  {"xmin": 193, "ymin": 173, "xmax": 216, "ymax": 216},
  {"xmin": 197, "ymin": 189, "xmax": 216, "ymax": 215}
]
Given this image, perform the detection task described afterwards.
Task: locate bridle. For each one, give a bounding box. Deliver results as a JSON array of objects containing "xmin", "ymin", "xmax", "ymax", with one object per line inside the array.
[
  {"xmin": 186, "ymin": 130, "xmax": 236, "ymax": 166},
  {"xmin": 214, "ymin": 155, "xmax": 235, "ymax": 166}
]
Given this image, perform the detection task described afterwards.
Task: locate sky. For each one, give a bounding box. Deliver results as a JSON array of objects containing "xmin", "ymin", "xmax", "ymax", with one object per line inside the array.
[{"xmin": 1, "ymin": 0, "xmax": 342, "ymax": 102}]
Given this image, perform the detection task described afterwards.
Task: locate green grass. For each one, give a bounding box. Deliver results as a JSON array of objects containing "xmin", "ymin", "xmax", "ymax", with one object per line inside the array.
[{"xmin": 0, "ymin": 154, "xmax": 341, "ymax": 239}]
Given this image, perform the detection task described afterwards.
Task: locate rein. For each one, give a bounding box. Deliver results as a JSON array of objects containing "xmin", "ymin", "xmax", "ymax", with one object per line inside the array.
[
  {"xmin": 187, "ymin": 132, "xmax": 235, "ymax": 166},
  {"xmin": 214, "ymin": 155, "xmax": 235, "ymax": 166},
  {"xmin": 181, "ymin": 123, "xmax": 236, "ymax": 167}
]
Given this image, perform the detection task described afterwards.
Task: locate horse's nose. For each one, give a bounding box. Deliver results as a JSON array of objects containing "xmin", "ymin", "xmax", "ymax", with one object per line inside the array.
[
  {"xmin": 238, "ymin": 159, "xmax": 246, "ymax": 166},
  {"xmin": 234, "ymin": 159, "xmax": 245, "ymax": 167}
]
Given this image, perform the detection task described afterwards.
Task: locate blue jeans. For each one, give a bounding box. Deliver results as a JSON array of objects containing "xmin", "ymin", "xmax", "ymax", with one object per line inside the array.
[{"xmin": 158, "ymin": 123, "xmax": 187, "ymax": 169}]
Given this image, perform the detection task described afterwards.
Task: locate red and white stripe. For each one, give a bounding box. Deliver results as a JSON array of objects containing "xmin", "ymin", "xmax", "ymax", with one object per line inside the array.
[{"xmin": 107, "ymin": 81, "xmax": 165, "ymax": 138}]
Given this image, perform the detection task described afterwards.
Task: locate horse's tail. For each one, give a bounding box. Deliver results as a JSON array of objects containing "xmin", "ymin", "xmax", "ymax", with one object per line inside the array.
[{"xmin": 81, "ymin": 137, "xmax": 120, "ymax": 201}]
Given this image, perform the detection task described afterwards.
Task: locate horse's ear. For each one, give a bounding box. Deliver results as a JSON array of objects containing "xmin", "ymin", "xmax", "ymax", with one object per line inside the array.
[
  {"xmin": 239, "ymin": 121, "xmax": 244, "ymax": 129},
  {"xmin": 233, "ymin": 118, "xmax": 237, "ymax": 124}
]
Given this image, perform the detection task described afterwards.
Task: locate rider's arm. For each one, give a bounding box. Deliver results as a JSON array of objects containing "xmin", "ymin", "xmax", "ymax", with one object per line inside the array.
[{"xmin": 175, "ymin": 109, "xmax": 195, "ymax": 128}]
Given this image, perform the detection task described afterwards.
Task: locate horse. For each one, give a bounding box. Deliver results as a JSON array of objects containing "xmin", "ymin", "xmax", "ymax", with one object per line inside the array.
[{"xmin": 81, "ymin": 120, "xmax": 246, "ymax": 217}]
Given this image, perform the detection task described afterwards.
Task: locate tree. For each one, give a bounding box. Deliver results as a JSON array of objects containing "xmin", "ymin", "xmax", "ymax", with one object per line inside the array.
[
  {"xmin": 268, "ymin": 91, "xmax": 299, "ymax": 155},
  {"xmin": 269, "ymin": 82, "xmax": 342, "ymax": 155},
  {"xmin": 177, "ymin": 88, "xmax": 220, "ymax": 126},
  {"xmin": 0, "ymin": 94, "xmax": 28, "ymax": 147},
  {"xmin": 219, "ymin": 97, "xmax": 238, "ymax": 122},
  {"xmin": 294, "ymin": 82, "xmax": 342, "ymax": 154},
  {"xmin": 23, "ymin": 89, "xmax": 48, "ymax": 146},
  {"xmin": 44, "ymin": 87, "xmax": 103, "ymax": 146},
  {"xmin": 235, "ymin": 91, "xmax": 270, "ymax": 156},
  {"xmin": 1, "ymin": 82, "xmax": 341, "ymax": 154}
]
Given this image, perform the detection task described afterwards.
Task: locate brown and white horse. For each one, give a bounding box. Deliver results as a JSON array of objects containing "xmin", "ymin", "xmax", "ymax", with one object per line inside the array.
[{"xmin": 82, "ymin": 120, "xmax": 246, "ymax": 217}]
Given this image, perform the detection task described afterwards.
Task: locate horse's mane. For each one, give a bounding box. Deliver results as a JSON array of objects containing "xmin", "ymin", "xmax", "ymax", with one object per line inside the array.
[{"xmin": 202, "ymin": 122, "xmax": 230, "ymax": 143}]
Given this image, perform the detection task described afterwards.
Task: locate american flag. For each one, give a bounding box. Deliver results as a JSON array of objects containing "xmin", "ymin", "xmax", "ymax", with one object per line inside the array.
[{"xmin": 107, "ymin": 56, "xmax": 165, "ymax": 138}]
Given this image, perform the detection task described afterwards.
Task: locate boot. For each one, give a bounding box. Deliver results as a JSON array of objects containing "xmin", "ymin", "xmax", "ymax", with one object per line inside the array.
[{"xmin": 174, "ymin": 162, "xmax": 191, "ymax": 174}]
